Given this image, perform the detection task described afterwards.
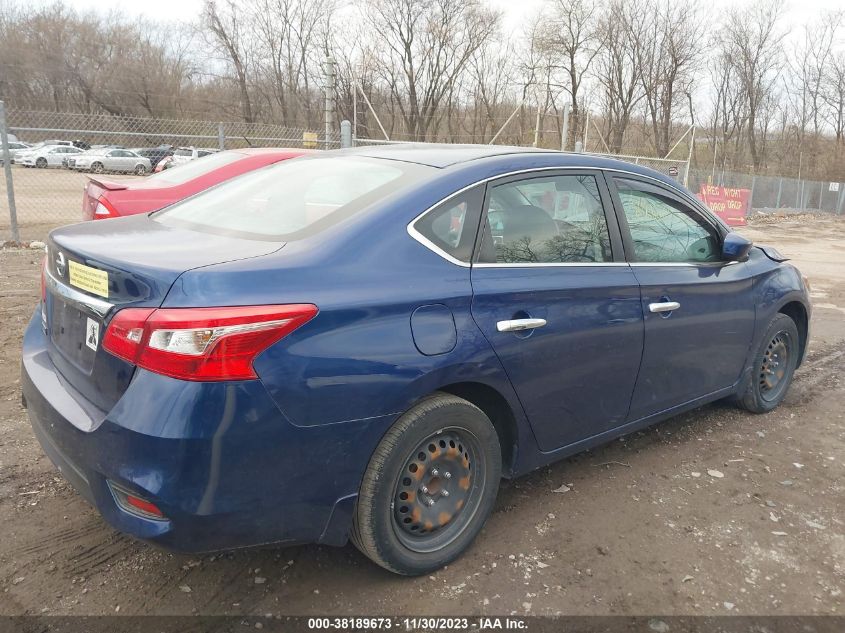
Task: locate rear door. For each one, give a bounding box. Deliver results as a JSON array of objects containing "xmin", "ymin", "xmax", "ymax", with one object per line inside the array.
[
  {"xmin": 469, "ymin": 170, "xmax": 644, "ymax": 452},
  {"xmin": 608, "ymin": 175, "xmax": 756, "ymax": 420}
]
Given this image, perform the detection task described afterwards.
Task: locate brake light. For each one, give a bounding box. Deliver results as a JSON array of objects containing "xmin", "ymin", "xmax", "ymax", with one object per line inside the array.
[
  {"xmin": 93, "ymin": 198, "xmax": 118, "ymax": 219},
  {"xmin": 103, "ymin": 304, "xmax": 318, "ymax": 381}
]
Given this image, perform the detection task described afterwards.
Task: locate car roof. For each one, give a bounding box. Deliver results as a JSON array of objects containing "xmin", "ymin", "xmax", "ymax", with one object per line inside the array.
[
  {"xmin": 341, "ymin": 143, "xmax": 681, "ymax": 188},
  {"xmin": 342, "ymin": 143, "xmax": 558, "ymax": 168}
]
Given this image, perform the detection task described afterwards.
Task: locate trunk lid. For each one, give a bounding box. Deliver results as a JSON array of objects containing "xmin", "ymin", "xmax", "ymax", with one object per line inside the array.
[{"xmin": 44, "ymin": 214, "xmax": 283, "ymax": 413}]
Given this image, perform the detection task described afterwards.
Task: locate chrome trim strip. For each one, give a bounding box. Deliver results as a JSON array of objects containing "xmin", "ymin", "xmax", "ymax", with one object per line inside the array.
[
  {"xmin": 45, "ymin": 269, "xmax": 113, "ymax": 319},
  {"xmin": 406, "ymin": 164, "xmax": 724, "ymax": 268},
  {"xmin": 474, "ymin": 262, "xmax": 630, "ymax": 268}
]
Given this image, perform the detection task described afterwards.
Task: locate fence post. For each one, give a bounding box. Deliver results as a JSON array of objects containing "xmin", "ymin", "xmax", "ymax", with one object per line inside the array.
[
  {"xmin": 0, "ymin": 101, "xmax": 20, "ymax": 243},
  {"xmin": 560, "ymin": 104, "xmax": 570, "ymax": 152},
  {"xmin": 217, "ymin": 123, "xmax": 225, "ymax": 150},
  {"xmin": 340, "ymin": 120, "xmax": 352, "ymax": 149},
  {"xmin": 775, "ymin": 178, "xmax": 782, "ymax": 208}
]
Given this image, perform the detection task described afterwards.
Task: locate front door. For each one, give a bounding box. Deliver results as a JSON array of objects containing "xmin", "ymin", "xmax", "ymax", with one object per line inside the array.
[
  {"xmin": 608, "ymin": 175, "xmax": 756, "ymax": 421},
  {"xmin": 470, "ymin": 171, "xmax": 644, "ymax": 452}
]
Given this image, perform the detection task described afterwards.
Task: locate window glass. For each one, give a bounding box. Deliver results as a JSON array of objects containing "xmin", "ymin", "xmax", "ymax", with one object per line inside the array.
[
  {"xmin": 479, "ymin": 174, "xmax": 612, "ymax": 264},
  {"xmin": 174, "ymin": 148, "xmax": 192, "ymax": 157},
  {"xmin": 156, "ymin": 156, "xmax": 430, "ymax": 241},
  {"xmin": 144, "ymin": 150, "xmax": 243, "ymax": 185},
  {"xmin": 614, "ymin": 177, "xmax": 720, "ymax": 263},
  {"xmin": 412, "ymin": 188, "xmax": 482, "ymax": 262}
]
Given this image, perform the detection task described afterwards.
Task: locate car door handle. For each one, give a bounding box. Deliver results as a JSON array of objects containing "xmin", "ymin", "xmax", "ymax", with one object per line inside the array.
[
  {"xmin": 496, "ymin": 318, "xmax": 547, "ymax": 333},
  {"xmin": 649, "ymin": 301, "xmax": 681, "ymax": 313}
]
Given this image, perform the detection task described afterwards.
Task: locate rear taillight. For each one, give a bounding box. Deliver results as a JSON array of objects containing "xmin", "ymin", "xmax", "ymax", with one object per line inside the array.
[
  {"xmin": 93, "ymin": 198, "xmax": 118, "ymax": 219},
  {"xmin": 103, "ymin": 304, "xmax": 318, "ymax": 381}
]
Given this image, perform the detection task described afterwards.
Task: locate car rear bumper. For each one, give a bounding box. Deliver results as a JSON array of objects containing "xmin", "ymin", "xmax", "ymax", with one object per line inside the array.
[{"xmin": 21, "ymin": 308, "xmax": 393, "ymax": 552}]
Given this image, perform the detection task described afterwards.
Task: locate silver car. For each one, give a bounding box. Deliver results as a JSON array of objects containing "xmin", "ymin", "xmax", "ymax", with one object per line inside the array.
[
  {"xmin": 68, "ymin": 148, "xmax": 152, "ymax": 175},
  {"xmin": 17, "ymin": 144, "xmax": 83, "ymax": 168},
  {"xmin": 0, "ymin": 141, "xmax": 32, "ymax": 165}
]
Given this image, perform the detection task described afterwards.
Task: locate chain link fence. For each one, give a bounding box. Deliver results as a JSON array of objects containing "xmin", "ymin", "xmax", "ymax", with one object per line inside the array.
[
  {"xmin": 688, "ymin": 169, "xmax": 845, "ymax": 215},
  {"xmin": 5, "ymin": 106, "xmax": 842, "ymax": 243},
  {"xmin": 0, "ymin": 106, "xmax": 339, "ymax": 242}
]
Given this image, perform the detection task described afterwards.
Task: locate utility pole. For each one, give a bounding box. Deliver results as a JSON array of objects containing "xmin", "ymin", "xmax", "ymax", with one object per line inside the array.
[
  {"xmin": 560, "ymin": 104, "xmax": 570, "ymax": 152},
  {"xmin": 324, "ymin": 54, "xmax": 336, "ymax": 150}
]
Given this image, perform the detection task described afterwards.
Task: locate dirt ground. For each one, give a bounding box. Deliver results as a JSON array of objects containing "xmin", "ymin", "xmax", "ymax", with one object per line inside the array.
[
  {"xmin": 0, "ymin": 167, "xmax": 139, "ymax": 241},
  {"xmin": 0, "ymin": 214, "xmax": 843, "ymax": 618}
]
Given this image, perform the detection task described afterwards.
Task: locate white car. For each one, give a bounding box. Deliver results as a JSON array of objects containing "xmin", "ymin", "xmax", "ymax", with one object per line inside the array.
[
  {"xmin": 170, "ymin": 146, "xmax": 219, "ymax": 166},
  {"xmin": 0, "ymin": 141, "xmax": 31, "ymax": 165},
  {"xmin": 67, "ymin": 148, "xmax": 152, "ymax": 175},
  {"xmin": 17, "ymin": 144, "xmax": 83, "ymax": 168}
]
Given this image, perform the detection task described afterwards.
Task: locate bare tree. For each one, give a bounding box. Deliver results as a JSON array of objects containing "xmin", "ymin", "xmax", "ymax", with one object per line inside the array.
[
  {"xmin": 723, "ymin": 0, "xmax": 787, "ymax": 171},
  {"xmin": 595, "ymin": 0, "xmax": 646, "ymax": 153},
  {"xmin": 362, "ymin": 0, "xmax": 500, "ymax": 141},
  {"xmin": 638, "ymin": 0, "xmax": 705, "ymax": 157},
  {"xmin": 534, "ymin": 0, "xmax": 600, "ymax": 149},
  {"xmin": 202, "ymin": 0, "xmax": 254, "ymax": 122}
]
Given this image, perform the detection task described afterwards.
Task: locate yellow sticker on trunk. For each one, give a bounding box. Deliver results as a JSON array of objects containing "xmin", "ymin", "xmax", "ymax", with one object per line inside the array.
[{"xmin": 68, "ymin": 260, "xmax": 109, "ymax": 298}]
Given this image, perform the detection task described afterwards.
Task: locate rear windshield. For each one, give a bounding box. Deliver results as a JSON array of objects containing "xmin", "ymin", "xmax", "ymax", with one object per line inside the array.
[
  {"xmin": 154, "ymin": 156, "xmax": 429, "ymax": 240},
  {"xmin": 145, "ymin": 151, "xmax": 244, "ymax": 185},
  {"xmin": 174, "ymin": 148, "xmax": 193, "ymax": 157}
]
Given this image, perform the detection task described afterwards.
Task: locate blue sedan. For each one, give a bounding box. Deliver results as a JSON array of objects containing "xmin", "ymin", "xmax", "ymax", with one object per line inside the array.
[{"xmin": 21, "ymin": 145, "xmax": 811, "ymax": 575}]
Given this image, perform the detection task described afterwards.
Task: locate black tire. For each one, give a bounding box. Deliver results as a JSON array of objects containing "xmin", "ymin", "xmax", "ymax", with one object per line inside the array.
[
  {"xmin": 35, "ymin": 157, "xmax": 47, "ymax": 168},
  {"xmin": 351, "ymin": 393, "xmax": 501, "ymax": 575},
  {"xmin": 736, "ymin": 313, "xmax": 800, "ymax": 413},
  {"xmin": 91, "ymin": 162, "xmax": 104, "ymax": 174},
  {"xmin": 134, "ymin": 164, "xmax": 148, "ymax": 176}
]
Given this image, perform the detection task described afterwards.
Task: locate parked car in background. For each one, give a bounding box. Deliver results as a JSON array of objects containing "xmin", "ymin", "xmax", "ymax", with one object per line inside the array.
[
  {"xmin": 131, "ymin": 145, "xmax": 173, "ymax": 170},
  {"xmin": 82, "ymin": 148, "xmax": 310, "ymax": 220},
  {"xmin": 67, "ymin": 148, "xmax": 152, "ymax": 175},
  {"xmin": 0, "ymin": 141, "xmax": 31, "ymax": 165},
  {"xmin": 17, "ymin": 144, "xmax": 83, "ymax": 168},
  {"xmin": 154, "ymin": 146, "xmax": 219, "ymax": 172},
  {"xmin": 24, "ymin": 146, "xmax": 810, "ymax": 575}
]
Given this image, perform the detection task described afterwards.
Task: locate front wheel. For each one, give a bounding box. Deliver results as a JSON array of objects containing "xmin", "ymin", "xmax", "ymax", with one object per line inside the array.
[
  {"xmin": 91, "ymin": 162, "xmax": 104, "ymax": 174},
  {"xmin": 35, "ymin": 157, "xmax": 47, "ymax": 168},
  {"xmin": 351, "ymin": 393, "xmax": 501, "ymax": 575},
  {"xmin": 736, "ymin": 313, "xmax": 800, "ymax": 413}
]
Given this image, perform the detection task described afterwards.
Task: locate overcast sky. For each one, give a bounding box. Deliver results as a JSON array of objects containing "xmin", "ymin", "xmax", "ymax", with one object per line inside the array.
[{"xmin": 44, "ymin": 0, "xmax": 845, "ymax": 35}]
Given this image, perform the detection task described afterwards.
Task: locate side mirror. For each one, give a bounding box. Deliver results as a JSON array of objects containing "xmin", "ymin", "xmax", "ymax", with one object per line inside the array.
[{"xmin": 722, "ymin": 232, "xmax": 753, "ymax": 262}]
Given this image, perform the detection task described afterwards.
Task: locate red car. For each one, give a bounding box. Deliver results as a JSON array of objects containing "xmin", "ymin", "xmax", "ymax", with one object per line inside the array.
[{"xmin": 82, "ymin": 148, "xmax": 311, "ymax": 220}]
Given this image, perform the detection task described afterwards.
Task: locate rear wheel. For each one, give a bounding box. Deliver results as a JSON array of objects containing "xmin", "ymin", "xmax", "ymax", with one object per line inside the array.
[
  {"xmin": 351, "ymin": 393, "xmax": 501, "ymax": 575},
  {"xmin": 134, "ymin": 164, "xmax": 148, "ymax": 176},
  {"xmin": 736, "ymin": 313, "xmax": 799, "ymax": 413}
]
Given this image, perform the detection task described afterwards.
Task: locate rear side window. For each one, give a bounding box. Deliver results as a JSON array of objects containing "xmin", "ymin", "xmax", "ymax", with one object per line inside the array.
[
  {"xmin": 412, "ymin": 187, "xmax": 484, "ymax": 263},
  {"xmin": 614, "ymin": 177, "xmax": 721, "ymax": 263},
  {"xmin": 156, "ymin": 156, "xmax": 429, "ymax": 241},
  {"xmin": 478, "ymin": 174, "xmax": 612, "ymax": 264}
]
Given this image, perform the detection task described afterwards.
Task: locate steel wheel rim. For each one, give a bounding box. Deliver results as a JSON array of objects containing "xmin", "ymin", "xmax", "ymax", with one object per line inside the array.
[
  {"xmin": 391, "ymin": 426, "xmax": 486, "ymax": 553},
  {"xmin": 759, "ymin": 331, "xmax": 792, "ymax": 402}
]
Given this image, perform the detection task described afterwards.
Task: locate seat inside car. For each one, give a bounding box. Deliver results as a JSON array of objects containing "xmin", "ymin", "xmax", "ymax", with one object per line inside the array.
[{"xmin": 501, "ymin": 204, "xmax": 558, "ymax": 245}]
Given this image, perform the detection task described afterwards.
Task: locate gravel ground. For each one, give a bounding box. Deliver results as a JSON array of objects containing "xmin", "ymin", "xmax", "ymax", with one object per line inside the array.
[{"xmin": 0, "ymin": 215, "xmax": 843, "ymax": 617}]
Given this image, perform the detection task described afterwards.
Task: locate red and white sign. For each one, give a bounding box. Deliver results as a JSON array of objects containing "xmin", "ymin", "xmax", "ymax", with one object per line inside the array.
[{"xmin": 696, "ymin": 185, "xmax": 750, "ymax": 226}]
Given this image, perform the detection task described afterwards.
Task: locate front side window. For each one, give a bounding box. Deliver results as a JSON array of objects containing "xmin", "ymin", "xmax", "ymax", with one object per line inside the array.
[
  {"xmin": 478, "ymin": 174, "xmax": 612, "ymax": 264},
  {"xmin": 614, "ymin": 177, "xmax": 720, "ymax": 263}
]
